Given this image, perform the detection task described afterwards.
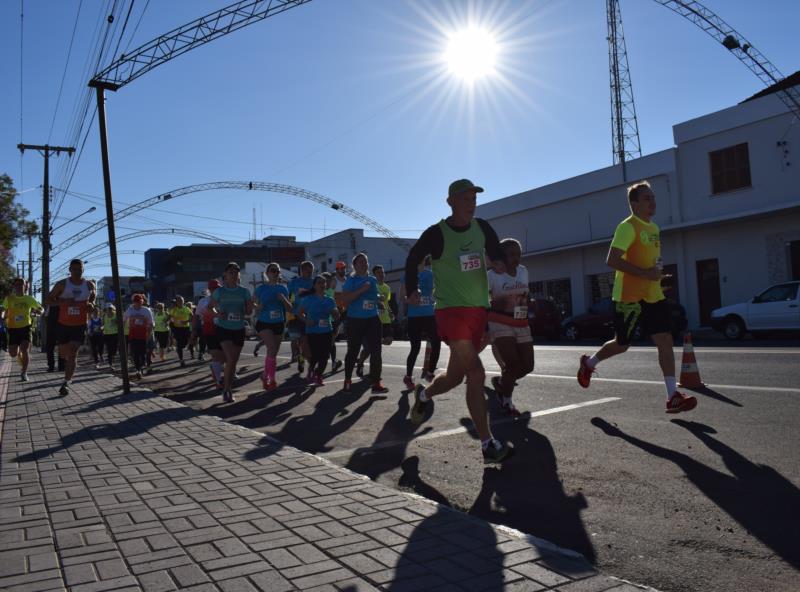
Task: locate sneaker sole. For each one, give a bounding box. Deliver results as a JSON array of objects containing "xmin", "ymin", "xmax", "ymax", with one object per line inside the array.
[
  {"xmin": 666, "ymin": 398, "xmax": 698, "ymax": 413},
  {"xmin": 484, "ymin": 446, "xmax": 515, "ymax": 464}
]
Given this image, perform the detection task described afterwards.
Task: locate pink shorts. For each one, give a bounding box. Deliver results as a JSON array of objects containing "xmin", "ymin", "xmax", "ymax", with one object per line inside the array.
[{"xmin": 434, "ymin": 307, "xmax": 488, "ymax": 350}]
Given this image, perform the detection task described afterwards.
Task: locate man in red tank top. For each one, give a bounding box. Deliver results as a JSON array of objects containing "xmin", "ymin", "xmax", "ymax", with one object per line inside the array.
[{"xmin": 47, "ymin": 259, "xmax": 96, "ymax": 396}]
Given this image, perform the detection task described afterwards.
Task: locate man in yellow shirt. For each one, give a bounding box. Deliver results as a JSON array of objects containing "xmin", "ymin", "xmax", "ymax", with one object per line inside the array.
[
  {"xmin": 168, "ymin": 295, "xmax": 193, "ymax": 367},
  {"xmin": 577, "ymin": 181, "xmax": 697, "ymax": 414},
  {"xmin": 1, "ymin": 277, "xmax": 43, "ymax": 381}
]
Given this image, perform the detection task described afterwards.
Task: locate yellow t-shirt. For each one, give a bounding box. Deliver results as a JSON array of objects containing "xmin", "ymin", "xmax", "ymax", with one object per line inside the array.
[
  {"xmin": 610, "ymin": 215, "xmax": 665, "ymax": 304},
  {"xmin": 2, "ymin": 295, "xmax": 41, "ymax": 328},
  {"xmin": 169, "ymin": 306, "xmax": 192, "ymax": 328}
]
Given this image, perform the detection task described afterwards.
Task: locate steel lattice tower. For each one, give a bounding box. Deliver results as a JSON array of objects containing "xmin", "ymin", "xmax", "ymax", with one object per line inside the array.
[{"xmin": 607, "ymin": 0, "xmax": 642, "ymax": 181}]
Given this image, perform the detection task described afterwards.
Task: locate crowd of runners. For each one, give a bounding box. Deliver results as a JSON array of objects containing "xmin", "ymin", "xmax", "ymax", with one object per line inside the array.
[{"xmin": 0, "ymin": 177, "xmax": 697, "ymax": 463}]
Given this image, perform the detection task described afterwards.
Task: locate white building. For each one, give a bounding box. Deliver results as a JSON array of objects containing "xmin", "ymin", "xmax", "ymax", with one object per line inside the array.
[
  {"xmin": 476, "ymin": 76, "xmax": 800, "ymax": 329},
  {"xmin": 306, "ymin": 228, "xmax": 415, "ymax": 274}
]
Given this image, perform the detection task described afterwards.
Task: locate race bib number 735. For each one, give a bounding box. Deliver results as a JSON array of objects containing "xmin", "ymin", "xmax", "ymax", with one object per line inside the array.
[{"xmin": 460, "ymin": 253, "xmax": 482, "ymax": 272}]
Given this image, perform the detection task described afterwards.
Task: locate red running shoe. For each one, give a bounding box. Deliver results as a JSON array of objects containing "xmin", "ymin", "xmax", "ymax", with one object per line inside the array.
[
  {"xmin": 315, "ymin": 375, "xmax": 325, "ymax": 386},
  {"xmin": 372, "ymin": 382, "xmax": 389, "ymax": 394},
  {"xmin": 577, "ymin": 355, "xmax": 596, "ymax": 388},
  {"xmin": 343, "ymin": 379, "xmax": 352, "ymax": 393},
  {"xmin": 666, "ymin": 392, "xmax": 698, "ymax": 414},
  {"xmin": 403, "ymin": 375, "xmax": 415, "ymax": 390}
]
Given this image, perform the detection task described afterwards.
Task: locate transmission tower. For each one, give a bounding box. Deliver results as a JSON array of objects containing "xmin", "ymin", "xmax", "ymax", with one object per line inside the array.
[{"xmin": 607, "ymin": 0, "xmax": 642, "ymax": 181}]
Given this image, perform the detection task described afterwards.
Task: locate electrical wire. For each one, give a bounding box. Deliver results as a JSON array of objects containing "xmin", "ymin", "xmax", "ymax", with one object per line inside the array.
[
  {"xmin": 122, "ymin": 0, "xmax": 150, "ymax": 55},
  {"xmin": 48, "ymin": 0, "xmax": 84, "ymax": 143},
  {"xmin": 110, "ymin": 0, "xmax": 136, "ymax": 64}
]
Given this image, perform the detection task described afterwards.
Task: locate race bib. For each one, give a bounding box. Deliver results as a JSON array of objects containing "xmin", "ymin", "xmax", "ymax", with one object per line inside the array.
[
  {"xmin": 134, "ymin": 318, "xmax": 144, "ymax": 326},
  {"xmin": 227, "ymin": 312, "xmax": 241, "ymax": 322},
  {"xmin": 14, "ymin": 314, "xmax": 24, "ymax": 323},
  {"xmin": 513, "ymin": 306, "xmax": 528, "ymax": 320},
  {"xmin": 460, "ymin": 253, "xmax": 482, "ymax": 272},
  {"xmin": 419, "ymin": 296, "xmax": 432, "ymax": 306},
  {"xmin": 68, "ymin": 306, "xmax": 80, "ymax": 316},
  {"xmin": 318, "ymin": 319, "xmax": 330, "ymax": 328},
  {"xmin": 269, "ymin": 310, "xmax": 281, "ymax": 320},
  {"xmin": 362, "ymin": 300, "xmax": 375, "ymax": 311}
]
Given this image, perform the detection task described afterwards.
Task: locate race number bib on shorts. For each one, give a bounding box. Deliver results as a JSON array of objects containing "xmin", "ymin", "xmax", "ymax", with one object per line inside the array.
[
  {"xmin": 460, "ymin": 253, "xmax": 482, "ymax": 272},
  {"xmin": 269, "ymin": 310, "xmax": 281, "ymax": 320},
  {"xmin": 227, "ymin": 312, "xmax": 241, "ymax": 322},
  {"xmin": 362, "ymin": 300, "xmax": 375, "ymax": 311},
  {"xmin": 513, "ymin": 306, "xmax": 527, "ymax": 320}
]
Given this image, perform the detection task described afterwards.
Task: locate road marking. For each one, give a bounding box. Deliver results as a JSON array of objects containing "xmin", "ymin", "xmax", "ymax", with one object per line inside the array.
[
  {"xmin": 377, "ymin": 342, "xmax": 800, "ymax": 355},
  {"xmin": 321, "ymin": 397, "xmax": 620, "ymax": 459}
]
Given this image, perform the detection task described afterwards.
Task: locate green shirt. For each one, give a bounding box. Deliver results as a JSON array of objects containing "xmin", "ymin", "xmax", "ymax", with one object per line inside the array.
[
  {"xmin": 154, "ymin": 311, "xmax": 169, "ymax": 332},
  {"xmin": 377, "ymin": 282, "xmax": 392, "ymax": 324},
  {"xmin": 431, "ymin": 219, "xmax": 490, "ymax": 309},
  {"xmin": 103, "ymin": 313, "xmax": 119, "ymax": 335}
]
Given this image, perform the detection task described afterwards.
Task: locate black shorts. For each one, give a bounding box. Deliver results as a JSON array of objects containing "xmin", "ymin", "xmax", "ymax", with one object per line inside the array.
[
  {"xmin": 155, "ymin": 330, "xmax": 170, "ymax": 348},
  {"xmin": 57, "ymin": 324, "xmax": 86, "ymax": 345},
  {"xmin": 255, "ymin": 320, "xmax": 285, "ymax": 336},
  {"xmin": 407, "ymin": 315, "xmax": 438, "ymax": 342},
  {"xmin": 8, "ymin": 326, "xmax": 32, "ymax": 346},
  {"xmin": 204, "ymin": 332, "xmax": 221, "ymax": 351},
  {"xmin": 287, "ymin": 319, "xmax": 305, "ymax": 337},
  {"xmin": 613, "ymin": 300, "xmax": 672, "ymax": 346},
  {"xmin": 216, "ymin": 326, "xmax": 246, "ymax": 347},
  {"xmin": 381, "ymin": 322, "xmax": 393, "ymax": 339}
]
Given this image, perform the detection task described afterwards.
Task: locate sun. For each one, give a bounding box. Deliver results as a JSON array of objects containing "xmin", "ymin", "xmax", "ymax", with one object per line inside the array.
[{"xmin": 444, "ymin": 26, "xmax": 498, "ymax": 82}]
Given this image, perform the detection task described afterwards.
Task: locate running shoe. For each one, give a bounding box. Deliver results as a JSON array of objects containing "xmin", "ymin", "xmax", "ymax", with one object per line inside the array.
[
  {"xmin": 501, "ymin": 402, "xmax": 522, "ymax": 418},
  {"xmin": 577, "ymin": 355, "xmax": 596, "ymax": 388},
  {"xmin": 422, "ymin": 370, "xmax": 436, "ymax": 382},
  {"xmin": 261, "ymin": 372, "xmax": 271, "ymax": 391},
  {"xmin": 371, "ymin": 382, "xmax": 389, "ymax": 394},
  {"xmin": 315, "ymin": 375, "xmax": 325, "ymax": 387},
  {"xmin": 333, "ymin": 360, "xmax": 343, "ymax": 372},
  {"xmin": 160, "ymin": 352, "xmax": 165, "ymax": 362},
  {"xmin": 210, "ymin": 365, "xmax": 223, "ymax": 389},
  {"xmin": 307, "ymin": 371, "xmax": 316, "ymax": 384},
  {"xmin": 266, "ymin": 381, "xmax": 278, "ymax": 392},
  {"xmin": 222, "ymin": 390, "xmax": 235, "ymax": 403},
  {"xmin": 198, "ymin": 354, "xmax": 205, "ymax": 362},
  {"xmin": 410, "ymin": 385, "xmax": 429, "ymax": 425},
  {"xmin": 59, "ymin": 382, "xmax": 69, "ymax": 397},
  {"xmin": 403, "ymin": 375, "xmax": 415, "ymax": 390},
  {"xmin": 21, "ymin": 372, "xmax": 28, "ymax": 382},
  {"xmin": 342, "ymin": 379, "xmax": 352, "ymax": 393},
  {"xmin": 253, "ymin": 348, "xmax": 260, "ymax": 357},
  {"xmin": 483, "ymin": 440, "xmax": 514, "ymax": 464},
  {"xmin": 666, "ymin": 392, "xmax": 698, "ymax": 414},
  {"xmin": 135, "ymin": 371, "xmax": 143, "ymax": 380},
  {"xmin": 356, "ymin": 363, "xmax": 364, "ymax": 378},
  {"xmin": 180, "ymin": 360, "xmax": 187, "ymax": 368}
]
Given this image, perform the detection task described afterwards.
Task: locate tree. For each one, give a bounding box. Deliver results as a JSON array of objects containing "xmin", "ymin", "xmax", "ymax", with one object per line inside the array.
[{"xmin": 0, "ymin": 174, "xmax": 37, "ymax": 294}]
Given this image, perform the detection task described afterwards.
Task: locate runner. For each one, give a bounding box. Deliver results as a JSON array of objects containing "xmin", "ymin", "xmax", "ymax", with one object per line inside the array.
[
  {"xmin": 355, "ymin": 264, "xmax": 393, "ymax": 375},
  {"xmin": 124, "ymin": 294, "xmax": 154, "ymax": 380},
  {"xmin": 1, "ymin": 277, "xmax": 43, "ymax": 381},
  {"xmin": 403, "ymin": 256, "xmax": 441, "ymax": 389},
  {"xmin": 405, "ymin": 178, "xmax": 512, "ymax": 463},
  {"xmin": 46, "ymin": 259, "xmax": 96, "ymax": 396},
  {"xmin": 487, "ymin": 238, "xmax": 533, "ymax": 417},
  {"xmin": 102, "ymin": 304, "xmax": 119, "ymax": 369},
  {"xmin": 196, "ymin": 279, "xmax": 225, "ymax": 389},
  {"xmin": 287, "ymin": 261, "xmax": 314, "ymax": 374},
  {"xmin": 340, "ymin": 253, "xmax": 389, "ymax": 394},
  {"xmin": 168, "ymin": 295, "xmax": 192, "ymax": 367},
  {"xmin": 323, "ymin": 272, "xmax": 344, "ymax": 372},
  {"xmin": 186, "ymin": 301, "xmax": 197, "ymax": 360},
  {"xmin": 577, "ymin": 181, "xmax": 697, "ymax": 413},
  {"xmin": 298, "ymin": 275, "xmax": 339, "ymax": 386},
  {"xmin": 209, "ymin": 262, "xmax": 253, "ymax": 402},
  {"xmin": 87, "ymin": 308, "xmax": 104, "ymax": 368},
  {"xmin": 153, "ymin": 303, "xmax": 170, "ymax": 361},
  {"xmin": 254, "ymin": 262, "xmax": 291, "ymax": 391}
]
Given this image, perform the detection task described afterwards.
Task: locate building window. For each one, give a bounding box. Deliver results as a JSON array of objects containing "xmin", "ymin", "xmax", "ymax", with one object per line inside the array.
[
  {"xmin": 587, "ymin": 271, "xmax": 615, "ymax": 304},
  {"xmin": 709, "ymin": 142, "xmax": 751, "ymax": 194},
  {"xmin": 529, "ymin": 278, "xmax": 572, "ymax": 318}
]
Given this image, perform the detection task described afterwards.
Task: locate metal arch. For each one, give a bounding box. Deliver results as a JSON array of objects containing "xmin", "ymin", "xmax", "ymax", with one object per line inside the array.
[
  {"xmin": 51, "ymin": 181, "xmax": 411, "ymax": 257},
  {"xmin": 653, "ymin": 0, "xmax": 800, "ymax": 118},
  {"xmin": 57, "ymin": 228, "xmax": 231, "ymax": 269},
  {"xmin": 90, "ymin": 0, "xmax": 312, "ymax": 90}
]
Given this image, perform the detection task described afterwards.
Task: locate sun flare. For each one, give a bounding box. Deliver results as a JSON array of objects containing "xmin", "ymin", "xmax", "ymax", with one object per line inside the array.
[{"xmin": 444, "ymin": 26, "xmax": 498, "ymax": 82}]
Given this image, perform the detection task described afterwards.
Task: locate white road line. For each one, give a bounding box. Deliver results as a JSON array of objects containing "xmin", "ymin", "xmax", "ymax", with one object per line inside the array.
[
  {"xmin": 377, "ymin": 342, "xmax": 800, "ymax": 355},
  {"xmin": 321, "ymin": 397, "xmax": 621, "ymax": 459}
]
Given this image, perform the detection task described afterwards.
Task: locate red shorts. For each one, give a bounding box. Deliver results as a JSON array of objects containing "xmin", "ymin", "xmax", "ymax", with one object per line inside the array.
[{"xmin": 434, "ymin": 307, "xmax": 488, "ymax": 350}]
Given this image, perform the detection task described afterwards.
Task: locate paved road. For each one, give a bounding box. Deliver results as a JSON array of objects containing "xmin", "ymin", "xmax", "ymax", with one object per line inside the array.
[{"xmin": 140, "ymin": 339, "xmax": 800, "ymax": 592}]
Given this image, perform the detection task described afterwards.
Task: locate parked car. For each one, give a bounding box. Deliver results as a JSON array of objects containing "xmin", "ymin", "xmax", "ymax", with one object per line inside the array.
[
  {"xmin": 528, "ymin": 298, "xmax": 561, "ymax": 341},
  {"xmin": 561, "ymin": 297, "xmax": 687, "ymax": 342},
  {"xmin": 710, "ymin": 281, "xmax": 800, "ymax": 340}
]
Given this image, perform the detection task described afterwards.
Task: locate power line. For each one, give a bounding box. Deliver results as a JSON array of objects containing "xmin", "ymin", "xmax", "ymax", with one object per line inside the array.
[
  {"xmin": 122, "ymin": 0, "xmax": 150, "ymax": 55},
  {"xmin": 110, "ymin": 0, "xmax": 136, "ymax": 64},
  {"xmin": 48, "ymin": 0, "xmax": 84, "ymax": 143}
]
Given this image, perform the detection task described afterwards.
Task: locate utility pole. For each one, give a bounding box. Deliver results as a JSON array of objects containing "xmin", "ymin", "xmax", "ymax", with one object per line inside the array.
[
  {"xmin": 16, "ymin": 144, "xmax": 75, "ymax": 300},
  {"xmin": 28, "ymin": 232, "xmax": 34, "ymax": 294}
]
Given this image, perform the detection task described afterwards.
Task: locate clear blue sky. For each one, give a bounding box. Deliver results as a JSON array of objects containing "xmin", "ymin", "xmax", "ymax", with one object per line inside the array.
[{"xmin": 2, "ymin": 0, "xmax": 798, "ymax": 284}]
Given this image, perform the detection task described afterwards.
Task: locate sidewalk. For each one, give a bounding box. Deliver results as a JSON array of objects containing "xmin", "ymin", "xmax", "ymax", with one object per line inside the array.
[{"xmin": 0, "ymin": 353, "xmax": 652, "ymax": 592}]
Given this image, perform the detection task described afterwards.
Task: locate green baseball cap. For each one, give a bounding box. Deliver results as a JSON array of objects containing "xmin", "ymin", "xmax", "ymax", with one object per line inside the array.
[{"xmin": 448, "ymin": 178, "xmax": 484, "ymax": 198}]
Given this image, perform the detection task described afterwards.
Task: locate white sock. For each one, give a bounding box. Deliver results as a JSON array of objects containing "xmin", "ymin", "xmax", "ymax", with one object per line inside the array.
[
  {"xmin": 664, "ymin": 376, "xmax": 677, "ymax": 399},
  {"xmin": 418, "ymin": 387, "xmax": 429, "ymax": 402},
  {"xmin": 587, "ymin": 355, "xmax": 600, "ymax": 369}
]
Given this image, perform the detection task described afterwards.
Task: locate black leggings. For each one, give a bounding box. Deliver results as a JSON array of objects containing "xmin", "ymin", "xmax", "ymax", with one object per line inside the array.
[
  {"xmin": 90, "ymin": 333, "xmax": 104, "ymax": 362},
  {"xmin": 406, "ymin": 315, "xmax": 441, "ymax": 377},
  {"xmin": 172, "ymin": 328, "xmax": 190, "ymax": 360},
  {"xmin": 130, "ymin": 339, "xmax": 147, "ymax": 371},
  {"xmin": 155, "ymin": 331, "xmax": 169, "ymax": 349},
  {"xmin": 104, "ymin": 334, "xmax": 119, "ymax": 365},
  {"xmin": 307, "ymin": 333, "xmax": 332, "ymax": 376},
  {"xmin": 345, "ymin": 316, "xmax": 382, "ymax": 383}
]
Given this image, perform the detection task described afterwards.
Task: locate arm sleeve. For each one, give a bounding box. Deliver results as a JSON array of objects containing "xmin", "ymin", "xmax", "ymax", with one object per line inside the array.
[
  {"xmin": 404, "ymin": 224, "xmax": 443, "ymax": 296},
  {"xmin": 610, "ymin": 221, "xmax": 635, "ymax": 251},
  {"xmin": 477, "ymin": 218, "xmax": 503, "ymax": 262}
]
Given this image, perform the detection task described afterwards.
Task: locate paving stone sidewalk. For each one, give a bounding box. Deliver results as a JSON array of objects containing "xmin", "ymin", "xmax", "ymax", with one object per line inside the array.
[{"xmin": 0, "ymin": 353, "xmax": 651, "ymax": 592}]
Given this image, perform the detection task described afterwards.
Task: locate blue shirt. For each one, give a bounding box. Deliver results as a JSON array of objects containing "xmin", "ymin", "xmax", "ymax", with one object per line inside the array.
[
  {"xmin": 212, "ymin": 286, "xmax": 251, "ymax": 330},
  {"xmin": 301, "ymin": 295, "xmax": 337, "ymax": 334},
  {"xmin": 255, "ymin": 283, "xmax": 289, "ymax": 323},
  {"xmin": 407, "ymin": 268, "xmax": 435, "ymax": 317},
  {"xmin": 343, "ymin": 275, "xmax": 379, "ymax": 319},
  {"xmin": 288, "ymin": 276, "xmax": 314, "ymax": 315}
]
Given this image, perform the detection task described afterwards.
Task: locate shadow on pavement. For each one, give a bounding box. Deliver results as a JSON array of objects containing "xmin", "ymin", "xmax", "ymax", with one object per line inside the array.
[
  {"xmin": 591, "ymin": 417, "xmax": 800, "ymax": 569},
  {"xmin": 463, "ymin": 414, "xmax": 596, "ymax": 564},
  {"xmin": 344, "ymin": 390, "xmax": 433, "ymax": 481},
  {"xmin": 683, "ymin": 385, "xmax": 742, "ymax": 407}
]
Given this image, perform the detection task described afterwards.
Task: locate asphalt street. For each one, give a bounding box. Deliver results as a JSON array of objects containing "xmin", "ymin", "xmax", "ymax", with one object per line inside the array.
[{"xmin": 137, "ymin": 338, "xmax": 800, "ymax": 592}]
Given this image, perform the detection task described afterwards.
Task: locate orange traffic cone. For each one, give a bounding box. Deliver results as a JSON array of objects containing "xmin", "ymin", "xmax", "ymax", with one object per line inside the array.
[{"xmin": 679, "ymin": 332, "xmax": 704, "ymax": 388}]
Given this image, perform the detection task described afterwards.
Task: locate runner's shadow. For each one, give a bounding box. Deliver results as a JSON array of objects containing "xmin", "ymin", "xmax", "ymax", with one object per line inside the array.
[
  {"xmin": 345, "ymin": 390, "xmax": 432, "ymax": 481},
  {"xmin": 463, "ymin": 415, "xmax": 596, "ymax": 564},
  {"xmin": 225, "ymin": 383, "xmax": 317, "ymax": 429},
  {"xmin": 592, "ymin": 417, "xmax": 800, "ymax": 569},
  {"xmin": 682, "ymin": 385, "xmax": 742, "ymax": 407}
]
